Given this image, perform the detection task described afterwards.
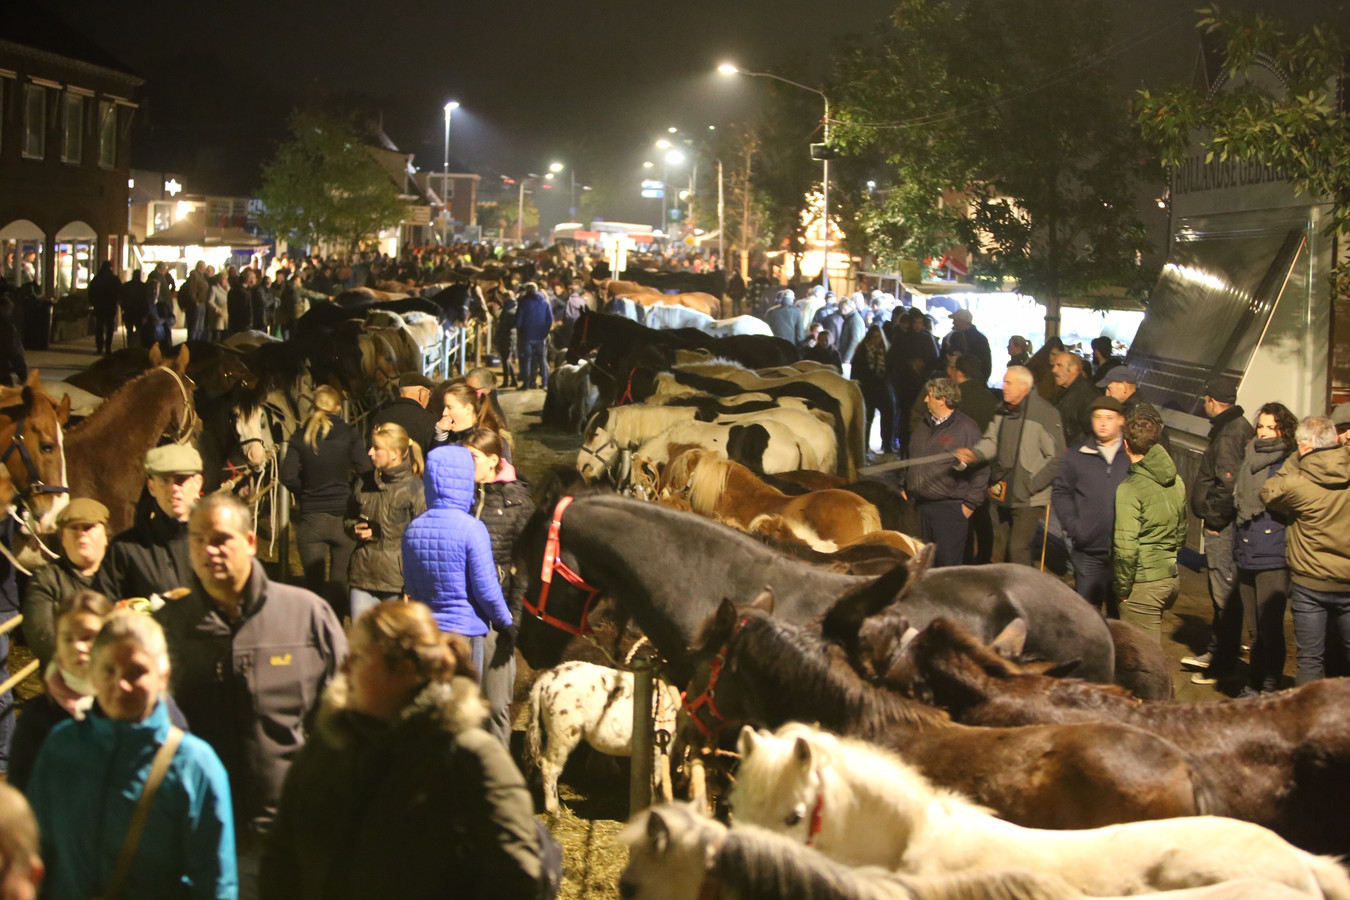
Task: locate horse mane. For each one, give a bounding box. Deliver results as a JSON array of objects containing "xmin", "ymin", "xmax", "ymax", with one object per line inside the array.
[
  {"xmin": 685, "ymin": 452, "xmax": 732, "ymax": 516},
  {"xmin": 609, "ymin": 404, "xmax": 692, "ymax": 447},
  {"xmin": 67, "ymin": 365, "xmax": 178, "ymax": 439},
  {"xmin": 713, "ymin": 823, "xmax": 913, "ymax": 900}
]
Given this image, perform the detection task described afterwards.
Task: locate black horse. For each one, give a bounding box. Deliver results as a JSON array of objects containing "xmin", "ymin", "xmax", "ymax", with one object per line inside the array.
[{"xmin": 567, "ymin": 310, "xmax": 797, "ymax": 373}]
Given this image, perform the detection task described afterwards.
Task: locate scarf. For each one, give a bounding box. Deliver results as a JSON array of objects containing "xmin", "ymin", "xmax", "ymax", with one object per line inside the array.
[{"xmin": 1234, "ymin": 436, "xmax": 1290, "ymax": 526}]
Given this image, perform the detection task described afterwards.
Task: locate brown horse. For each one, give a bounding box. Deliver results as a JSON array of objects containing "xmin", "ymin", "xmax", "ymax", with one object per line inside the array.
[
  {"xmin": 879, "ymin": 616, "xmax": 1350, "ymax": 855},
  {"xmin": 65, "ymin": 346, "xmax": 198, "ymax": 534},
  {"xmin": 0, "ymin": 370, "xmax": 72, "ymax": 533},
  {"xmin": 684, "ymin": 600, "xmax": 1213, "ymax": 830},
  {"xmin": 607, "ymin": 280, "xmax": 723, "ymax": 318},
  {"xmin": 665, "ymin": 448, "xmax": 880, "ymax": 550}
]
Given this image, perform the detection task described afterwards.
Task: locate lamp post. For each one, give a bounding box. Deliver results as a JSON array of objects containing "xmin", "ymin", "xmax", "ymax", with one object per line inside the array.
[
  {"xmin": 442, "ymin": 101, "xmax": 459, "ymax": 246},
  {"xmin": 719, "ymin": 64, "xmax": 831, "ymax": 291},
  {"xmin": 549, "ymin": 161, "xmax": 577, "ymax": 218}
]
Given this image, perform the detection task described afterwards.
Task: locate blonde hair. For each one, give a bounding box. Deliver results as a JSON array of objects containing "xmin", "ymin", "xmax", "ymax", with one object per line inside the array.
[
  {"xmin": 303, "ymin": 385, "xmax": 344, "ymax": 451},
  {"xmin": 372, "ymin": 422, "xmax": 424, "ymax": 477},
  {"xmin": 356, "ymin": 601, "xmax": 477, "ymax": 683},
  {"xmin": 92, "ymin": 608, "xmax": 170, "ymax": 676}
]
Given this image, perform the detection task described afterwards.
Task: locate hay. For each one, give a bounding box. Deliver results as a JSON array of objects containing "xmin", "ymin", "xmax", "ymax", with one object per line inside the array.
[{"xmin": 544, "ymin": 803, "xmax": 627, "ymax": 900}]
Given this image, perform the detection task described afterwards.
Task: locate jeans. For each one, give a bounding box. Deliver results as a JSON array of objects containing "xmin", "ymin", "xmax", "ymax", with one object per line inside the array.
[
  {"xmin": 464, "ymin": 633, "xmax": 485, "ymax": 680},
  {"xmin": 0, "ymin": 610, "xmax": 15, "ymax": 771},
  {"xmin": 1290, "ymin": 583, "xmax": 1350, "ymax": 685},
  {"xmin": 1239, "ymin": 567, "xmax": 1289, "ymax": 691},
  {"xmin": 349, "ymin": 587, "xmax": 399, "ymax": 622},
  {"xmin": 295, "ymin": 511, "xmax": 356, "ymax": 618},
  {"xmin": 1204, "ymin": 524, "xmax": 1244, "ymax": 673},
  {"xmin": 993, "ymin": 505, "xmax": 1046, "ymax": 567},
  {"xmin": 1071, "ymin": 549, "xmax": 1116, "ymax": 618},
  {"xmin": 917, "ymin": 500, "xmax": 971, "ymax": 567},
  {"xmin": 521, "ymin": 340, "xmax": 548, "ymax": 390},
  {"xmin": 860, "ymin": 380, "xmax": 896, "ymax": 455},
  {"xmin": 481, "ymin": 627, "xmax": 516, "ymax": 750},
  {"xmin": 1120, "ymin": 576, "xmax": 1180, "ymax": 643}
]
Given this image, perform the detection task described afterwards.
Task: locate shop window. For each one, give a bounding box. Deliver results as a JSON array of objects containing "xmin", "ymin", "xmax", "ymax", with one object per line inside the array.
[
  {"xmin": 97, "ymin": 101, "xmax": 117, "ymax": 168},
  {"xmin": 22, "ymin": 84, "xmax": 46, "ymax": 159},
  {"xmin": 62, "ymin": 93, "xmax": 84, "ymax": 164}
]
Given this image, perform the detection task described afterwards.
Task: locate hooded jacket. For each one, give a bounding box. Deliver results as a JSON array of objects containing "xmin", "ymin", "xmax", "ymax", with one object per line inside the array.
[
  {"xmin": 1261, "ymin": 445, "xmax": 1350, "ymax": 591},
  {"xmin": 260, "ymin": 676, "xmax": 541, "ymax": 900},
  {"xmin": 1052, "ymin": 435, "xmax": 1131, "ymax": 555},
  {"xmin": 1232, "ymin": 437, "xmax": 1291, "ymax": 572},
  {"xmin": 472, "ymin": 460, "xmax": 535, "ymax": 617},
  {"xmin": 969, "ymin": 391, "xmax": 1066, "ymax": 508},
  {"xmin": 96, "ymin": 497, "xmax": 193, "ymax": 602},
  {"xmin": 27, "ymin": 699, "xmax": 236, "ymax": 900},
  {"xmin": 1113, "ymin": 443, "xmax": 1188, "ymax": 597},
  {"xmin": 1190, "ymin": 405, "xmax": 1254, "ymax": 531},
  {"xmin": 401, "ymin": 446, "xmax": 513, "ymax": 636},
  {"xmin": 514, "ymin": 290, "xmax": 554, "ymax": 344},
  {"xmin": 155, "ymin": 559, "xmax": 346, "ymax": 836},
  {"xmin": 346, "ymin": 459, "xmax": 426, "ymax": 594}
]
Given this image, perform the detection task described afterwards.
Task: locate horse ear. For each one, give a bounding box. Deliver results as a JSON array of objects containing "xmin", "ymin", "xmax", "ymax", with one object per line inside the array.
[
  {"xmin": 149, "ymin": 343, "xmax": 164, "ymax": 367},
  {"xmin": 25, "ymin": 369, "xmax": 40, "ymax": 391},
  {"xmin": 905, "ymin": 543, "xmax": 936, "ymax": 592},
  {"xmin": 820, "ymin": 561, "xmax": 916, "ymax": 649},
  {"xmin": 1029, "ymin": 658, "xmax": 1082, "ymax": 679},
  {"xmin": 174, "ymin": 343, "xmax": 190, "ymax": 374},
  {"xmin": 736, "ymin": 725, "xmax": 759, "ymax": 759},
  {"xmin": 989, "ymin": 618, "xmax": 1028, "ymax": 659},
  {"xmin": 750, "ymin": 588, "xmax": 774, "ymax": 614},
  {"xmin": 691, "ymin": 599, "xmax": 739, "ymax": 654},
  {"xmin": 646, "ymin": 808, "xmax": 671, "ymax": 855},
  {"xmin": 55, "ymin": 391, "xmax": 71, "ymax": 425},
  {"xmin": 793, "ymin": 736, "xmax": 813, "ymax": 767}
]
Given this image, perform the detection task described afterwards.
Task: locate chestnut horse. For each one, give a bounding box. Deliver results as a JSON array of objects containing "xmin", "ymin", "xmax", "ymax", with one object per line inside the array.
[
  {"xmin": 878, "ymin": 616, "xmax": 1350, "ymax": 855},
  {"xmin": 0, "ymin": 370, "xmax": 72, "ymax": 533},
  {"xmin": 684, "ymin": 600, "xmax": 1212, "ymax": 830},
  {"xmin": 65, "ymin": 346, "xmax": 198, "ymax": 534}
]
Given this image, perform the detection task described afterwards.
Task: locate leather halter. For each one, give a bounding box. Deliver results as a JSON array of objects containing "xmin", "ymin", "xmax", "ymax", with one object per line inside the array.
[
  {"xmin": 617, "ymin": 368, "xmax": 637, "ymax": 406},
  {"xmin": 577, "ymin": 432, "xmax": 621, "ymax": 471},
  {"xmin": 523, "ymin": 495, "xmax": 603, "ymax": 636},
  {"xmin": 683, "ymin": 617, "xmax": 749, "ymax": 741},
  {"xmin": 0, "ymin": 412, "xmax": 67, "ymax": 501},
  {"xmin": 156, "ymin": 365, "xmax": 198, "ymax": 445},
  {"xmin": 806, "ymin": 791, "xmax": 826, "ymax": 847}
]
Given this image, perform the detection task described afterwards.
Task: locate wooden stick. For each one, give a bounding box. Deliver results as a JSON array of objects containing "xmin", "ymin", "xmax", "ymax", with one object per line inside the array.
[
  {"xmin": 0, "ymin": 659, "xmax": 39, "ymax": 696},
  {"xmin": 0, "ymin": 614, "xmax": 23, "ymax": 638}
]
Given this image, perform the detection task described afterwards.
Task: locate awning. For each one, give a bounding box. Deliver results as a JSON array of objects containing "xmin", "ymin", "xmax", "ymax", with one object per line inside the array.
[{"xmin": 142, "ymin": 213, "xmax": 266, "ymax": 248}]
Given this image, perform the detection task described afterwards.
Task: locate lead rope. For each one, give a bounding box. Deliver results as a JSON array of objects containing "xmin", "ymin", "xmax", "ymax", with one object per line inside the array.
[{"xmin": 157, "ymin": 365, "xmax": 198, "ymax": 445}]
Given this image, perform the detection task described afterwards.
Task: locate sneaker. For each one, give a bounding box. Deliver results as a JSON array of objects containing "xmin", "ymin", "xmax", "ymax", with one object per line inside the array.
[
  {"xmin": 1190, "ymin": 671, "xmax": 1220, "ymax": 685},
  {"xmin": 1180, "ymin": 652, "xmax": 1212, "ymax": 670},
  {"xmin": 1236, "ymin": 686, "xmax": 1261, "ymax": 698}
]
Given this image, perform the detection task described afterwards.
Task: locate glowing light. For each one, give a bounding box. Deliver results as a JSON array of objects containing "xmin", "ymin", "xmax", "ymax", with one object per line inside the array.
[
  {"xmin": 665, "ymin": 149, "xmax": 685, "ymax": 165},
  {"xmin": 1163, "ymin": 263, "xmax": 1229, "ymax": 294},
  {"xmin": 655, "ymin": 139, "xmax": 672, "ymax": 149},
  {"xmin": 164, "ymin": 178, "xmax": 182, "ymax": 196},
  {"xmin": 549, "ymin": 162, "xmax": 564, "ymax": 173},
  {"xmin": 667, "ymin": 126, "xmax": 678, "ymax": 133},
  {"xmin": 717, "ymin": 63, "xmax": 739, "ymax": 75},
  {"xmin": 642, "ymin": 161, "xmax": 654, "ymax": 169}
]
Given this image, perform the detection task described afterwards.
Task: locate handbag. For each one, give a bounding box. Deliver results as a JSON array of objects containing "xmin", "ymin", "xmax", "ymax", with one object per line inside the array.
[{"xmin": 92, "ymin": 726, "xmax": 183, "ymax": 900}]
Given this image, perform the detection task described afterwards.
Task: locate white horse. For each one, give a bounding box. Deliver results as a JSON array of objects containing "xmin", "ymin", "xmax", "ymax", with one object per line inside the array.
[
  {"xmin": 525, "ymin": 661, "xmax": 680, "ymax": 816},
  {"xmin": 620, "ymin": 803, "xmax": 1314, "ymax": 900},
  {"xmin": 646, "ymin": 302, "xmax": 716, "ymax": 332},
  {"xmin": 701, "ymin": 315, "xmax": 774, "ymax": 338},
  {"xmin": 731, "ymin": 724, "xmax": 1350, "ymax": 899}
]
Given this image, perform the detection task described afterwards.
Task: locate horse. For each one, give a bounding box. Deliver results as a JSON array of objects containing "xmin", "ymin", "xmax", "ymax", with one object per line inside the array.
[
  {"xmin": 65, "ymin": 345, "xmax": 198, "ymax": 534},
  {"xmin": 620, "ymin": 805, "xmax": 1314, "ymax": 900},
  {"xmin": 876, "ymin": 616, "xmax": 1350, "ymax": 855},
  {"xmin": 524, "ymin": 660, "xmax": 681, "ymax": 816},
  {"xmin": 512, "ymin": 494, "xmax": 1114, "ymax": 685},
  {"xmin": 0, "ymin": 370, "xmax": 72, "ymax": 533},
  {"xmin": 730, "ymin": 722, "xmax": 1350, "ymax": 898},
  {"xmin": 702, "ymin": 315, "xmax": 774, "ymax": 338},
  {"xmin": 645, "ymin": 303, "xmax": 715, "ymax": 332},
  {"xmin": 541, "ymin": 360, "xmax": 600, "ymax": 433},
  {"xmin": 568, "ymin": 310, "xmax": 796, "ymax": 374},
  {"xmin": 423, "ymin": 281, "xmax": 489, "ymax": 327},
  {"xmin": 664, "ymin": 449, "xmax": 880, "ymax": 551}
]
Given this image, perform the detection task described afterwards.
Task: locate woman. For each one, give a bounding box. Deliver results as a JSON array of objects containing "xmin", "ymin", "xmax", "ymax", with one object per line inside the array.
[
  {"xmin": 27, "ymin": 610, "xmax": 236, "ymax": 899},
  {"xmin": 347, "ymin": 423, "xmax": 426, "ymax": 621},
  {"xmin": 433, "ymin": 380, "xmax": 510, "ymax": 455},
  {"xmin": 22, "ymin": 498, "xmax": 109, "ymax": 672},
  {"xmin": 401, "ymin": 445, "xmax": 514, "ymax": 677},
  {"xmin": 206, "ymin": 272, "xmax": 229, "ymax": 341},
  {"xmin": 1230, "ymin": 402, "xmax": 1297, "ymax": 694},
  {"xmin": 260, "ymin": 602, "xmax": 544, "ymax": 900},
  {"xmin": 281, "ymin": 385, "xmax": 372, "ymax": 616},
  {"xmin": 462, "ymin": 428, "xmax": 534, "ymax": 748},
  {"xmin": 854, "ymin": 325, "xmax": 895, "ymax": 459}
]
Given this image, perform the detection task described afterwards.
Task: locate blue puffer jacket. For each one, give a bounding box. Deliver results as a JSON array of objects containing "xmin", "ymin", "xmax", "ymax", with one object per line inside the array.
[
  {"xmin": 514, "ymin": 290, "xmax": 554, "ymax": 344},
  {"xmin": 401, "ymin": 446, "xmax": 513, "ymax": 636},
  {"xmin": 27, "ymin": 699, "xmax": 236, "ymax": 900}
]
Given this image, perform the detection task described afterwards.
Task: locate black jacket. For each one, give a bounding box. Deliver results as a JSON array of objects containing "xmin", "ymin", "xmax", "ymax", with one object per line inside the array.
[
  {"xmin": 95, "ymin": 501, "xmax": 192, "ymax": 602},
  {"xmin": 472, "ymin": 471, "xmax": 534, "ymax": 616},
  {"xmin": 371, "ymin": 398, "xmax": 438, "ymax": 460},
  {"xmin": 88, "ymin": 268, "xmax": 121, "ymax": 312},
  {"xmin": 23, "ymin": 558, "xmax": 95, "ymax": 670},
  {"xmin": 1053, "ymin": 376, "xmax": 1099, "ymax": 446},
  {"xmin": 1052, "ymin": 436, "xmax": 1132, "ymax": 554},
  {"xmin": 345, "ymin": 461, "xmax": 425, "ymax": 594},
  {"xmin": 956, "ymin": 379, "xmax": 1000, "ymax": 432},
  {"xmin": 227, "ymin": 285, "xmax": 252, "ymax": 334},
  {"xmin": 903, "ymin": 410, "xmax": 989, "ymax": 507},
  {"xmin": 281, "ymin": 415, "xmax": 372, "ymax": 514},
  {"xmin": 1190, "ymin": 405, "xmax": 1254, "ymax": 531}
]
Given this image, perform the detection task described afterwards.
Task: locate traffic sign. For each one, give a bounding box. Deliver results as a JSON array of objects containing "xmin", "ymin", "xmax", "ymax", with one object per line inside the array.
[
  {"xmin": 641, "ymin": 189, "xmax": 664, "ymax": 199},
  {"xmin": 641, "ymin": 179, "xmax": 665, "ymax": 190}
]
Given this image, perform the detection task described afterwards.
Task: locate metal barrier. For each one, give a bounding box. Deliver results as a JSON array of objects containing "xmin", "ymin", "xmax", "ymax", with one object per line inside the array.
[
  {"xmin": 421, "ymin": 321, "xmax": 479, "ymax": 381},
  {"xmin": 0, "ymin": 614, "xmax": 37, "ymax": 696}
]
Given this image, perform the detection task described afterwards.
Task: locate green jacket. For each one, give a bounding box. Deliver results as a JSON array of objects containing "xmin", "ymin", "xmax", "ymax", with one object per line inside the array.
[
  {"xmin": 1260, "ymin": 446, "xmax": 1350, "ymax": 591},
  {"xmin": 1113, "ymin": 444, "xmax": 1188, "ymax": 597}
]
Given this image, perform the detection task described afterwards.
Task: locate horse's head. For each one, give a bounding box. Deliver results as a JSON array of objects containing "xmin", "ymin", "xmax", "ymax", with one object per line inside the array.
[
  {"xmin": 729, "ymin": 723, "xmax": 836, "ymax": 848},
  {"xmin": 566, "ymin": 310, "xmax": 593, "ymax": 364},
  {"xmin": 883, "ymin": 616, "xmax": 1031, "ymax": 705},
  {"xmin": 576, "ymin": 413, "xmax": 621, "ymax": 482},
  {"xmin": 819, "ymin": 547, "xmax": 934, "ymax": 669},
  {"xmin": 190, "ymin": 346, "xmax": 256, "ymax": 400},
  {"xmin": 155, "ymin": 346, "xmax": 200, "ymax": 446},
  {"xmin": 0, "ymin": 370, "xmax": 72, "ymax": 531},
  {"xmin": 618, "ymin": 804, "xmax": 725, "ymax": 900},
  {"xmin": 514, "ymin": 494, "xmax": 604, "ymax": 670},
  {"xmin": 682, "ymin": 593, "xmax": 775, "ymax": 747}
]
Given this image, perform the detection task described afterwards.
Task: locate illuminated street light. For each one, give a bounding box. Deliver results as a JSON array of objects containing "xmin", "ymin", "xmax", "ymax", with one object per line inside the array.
[
  {"xmin": 655, "ymin": 138, "xmax": 672, "ymax": 150},
  {"xmin": 643, "ymin": 160, "xmax": 654, "ymax": 168},
  {"xmin": 717, "ymin": 63, "xmax": 739, "ymax": 75},
  {"xmin": 667, "ymin": 126, "xmax": 678, "ymax": 133},
  {"xmin": 549, "ymin": 161, "xmax": 564, "ymax": 173},
  {"xmin": 665, "ymin": 149, "xmax": 685, "ymax": 165},
  {"xmin": 442, "ymin": 100, "xmax": 460, "ymax": 245}
]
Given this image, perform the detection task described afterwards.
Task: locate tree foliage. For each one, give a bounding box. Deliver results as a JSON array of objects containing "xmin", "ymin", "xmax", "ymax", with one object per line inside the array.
[
  {"xmin": 1136, "ymin": 5, "xmax": 1349, "ymax": 230},
  {"xmin": 257, "ymin": 110, "xmax": 409, "ymax": 253},
  {"xmin": 831, "ymin": 0, "xmax": 1156, "ymax": 326}
]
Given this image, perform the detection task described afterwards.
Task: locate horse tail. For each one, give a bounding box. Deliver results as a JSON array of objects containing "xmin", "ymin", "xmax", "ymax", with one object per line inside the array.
[
  {"xmin": 525, "ymin": 675, "xmax": 549, "ymax": 772},
  {"xmin": 859, "ymin": 500, "xmax": 882, "ymax": 535},
  {"xmin": 1308, "ymin": 853, "xmax": 1350, "ymax": 900}
]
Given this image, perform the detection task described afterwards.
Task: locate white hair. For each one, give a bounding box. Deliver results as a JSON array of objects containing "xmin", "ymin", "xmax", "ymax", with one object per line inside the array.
[
  {"xmin": 1296, "ymin": 415, "xmax": 1338, "ymax": 450},
  {"xmin": 1003, "ymin": 366, "xmax": 1034, "ymax": 390}
]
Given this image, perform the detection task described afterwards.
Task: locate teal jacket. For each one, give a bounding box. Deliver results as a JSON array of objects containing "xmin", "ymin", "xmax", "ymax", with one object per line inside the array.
[
  {"xmin": 1113, "ymin": 444, "xmax": 1188, "ymax": 597},
  {"xmin": 27, "ymin": 699, "xmax": 237, "ymax": 900}
]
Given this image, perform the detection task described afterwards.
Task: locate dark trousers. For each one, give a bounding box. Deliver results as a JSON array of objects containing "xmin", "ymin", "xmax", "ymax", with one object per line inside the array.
[
  {"xmin": 93, "ymin": 306, "xmax": 117, "ymax": 353},
  {"xmin": 481, "ymin": 626, "xmax": 515, "ymax": 750},
  {"xmin": 860, "ymin": 380, "xmax": 896, "ymax": 455},
  {"xmin": 1071, "ymin": 548, "xmax": 1116, "ymax": 617},
  {"xmin": 1204, "ymin": 524, "xmax": 1244, "ymax": 674},
  {"xmin": 917, "ymin": 500, "xmax": 971, "ymax": 567},
  {"xmin": 521, "ymin": 340, "xmax": 548, "ymax": 389},
  {"xmin": 497, "ymin": 337, "xmax": 517, "ymax": 387},
  {"xmin": 993, "ymin": 505, "xmax": 1045, "ymax": 567},
  {"xmin": 965, "ymin": 499, "xmax": 994, "ymax": 564},
  {"xmin": 1239, "ymin": 567, "xmax": 1289, "ymax": 691},
  {"xmin": 1291, "ymin": 583, "xmax": 1350, "ymax": 685},
  {"xmin": 295, "ymin": 511, "xmax": 356, "ymax": 617},
  {"xmin": 183, "ymin": 304, "xmax": 202, "ymax": 342}
]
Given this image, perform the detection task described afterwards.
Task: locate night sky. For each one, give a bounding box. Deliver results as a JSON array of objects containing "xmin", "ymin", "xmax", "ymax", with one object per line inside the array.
[{"xmin": 35, "ymin": 0, "xmax": 1348, "ymax": 219}]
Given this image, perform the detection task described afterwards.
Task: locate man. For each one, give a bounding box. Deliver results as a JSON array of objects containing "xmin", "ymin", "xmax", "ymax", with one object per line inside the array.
[
  {"xmin": 764, "ymin": 290, "xmax": 805, "ymax": 345},
  {"xmin": 1183, "ymin": 379, "xmax": 1254, "ymax": 684},
  {"xmin": 900, "ymin": 378, "xmax": 989, "ymax": 566},
  {"xmin": 1052, "ymin": 396, "xmax": 1131, "ymax": 615},
  {"xmin": 514, "ymin": 282, "xmax": 553, "ymax": 390},
  {"xmin": 948, "ymin": 308, "xmax": 992, "ymax": 384},
  {"xmin": 87, "ymin": 261, "xmax": 121, "ymax": 355},
  {"xmin": 0, "ymin": 783, "xmax": 42, "ymax": 899},
  {"xmin": 726, "ymin": 269, "xmax": 747, "ymax": 316},
  {"xmin": 180, "ymin": 260, "xmax": 209, "ymax": 342},
  {"xmin": 1113, "ymin": 415, "xmax": 1188, "ymax": 642},
  {"xmin": 157, "ymin": 493, "xmax": 345, "ymax": 890},
  {"xmin": 954, "ymin": 365, "xmax": 1065, "ymax": 566},
  {"xmin": 817, "ymin": 293, "xmax": 844, "ymax": 350},
  {"xmin": 798, "ymin": 284, "xmax": 828, "ymax": 329},
  {"xmin": 371, "ymin": 373, "xmax": 438, "ymax": 456},
  {"xmin": 22, "ymin": 498, "xmax": 109, "ymax": 671},
  {"xmin": 119, "ymin": 269, "xmax": 150, "ymax": 349},
  {"xmin": 1051, "ymin": 350, "xmax": 1099, "ymax": 445},
  {"xmin": 1091, "ymin": 336, "xmax": 1124, "ymax": 382},
  {"xmin": 96, "ymin": 445, "xmax": 202, "ymax": 602},
  {"xmin": 1097, "ymin": 366, "xmax": 1164, "ymax": 432},
  {"xmin": 947, "ymin": 353, "xmax": 999, "ymax": 431},
  {"xmin": 1332, "ymin": 402, "xmax": 1350, "ymax": 445},
  {"xmin": 1261, "ymin": 415, "xmax": 1350, "ymax": 684},
  {"xmin": 837, "ymin": 295, "xmax": 867, "ymax": 377}
]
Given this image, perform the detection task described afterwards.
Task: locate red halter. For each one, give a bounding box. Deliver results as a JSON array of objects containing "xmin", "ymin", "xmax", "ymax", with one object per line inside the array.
[
  {"xmin": 683, "ymin": 618, "xmax": 749, "ymax": 741},
  {"xmin": 806, "ymin": 791, "xmax": 826, "ymax": 847},
  {"xmin": 617, "ymin": 368, "xmax": 637, "ymax": 406},
  {"xmin": 523, "ymin": 496, "xmax": 603, "ymax": 637}
]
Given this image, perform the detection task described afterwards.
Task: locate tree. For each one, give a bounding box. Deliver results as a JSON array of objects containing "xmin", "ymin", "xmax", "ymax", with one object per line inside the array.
[
  {"xmin": 831, "ymin": 0, "xmax": 1156, "ymax": 334},
  {"xmin": 257, "ymin": 110, "xmax": 408, "ymax": 254}
]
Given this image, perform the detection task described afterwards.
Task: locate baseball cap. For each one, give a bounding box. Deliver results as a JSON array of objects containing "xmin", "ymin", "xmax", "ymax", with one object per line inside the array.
[
  {"xmin": 950, "ymin": 309, "xmax": 973, "ymax": 324},
  {"xmin": 1089, "ymin": 395, "xmax": 1125, "ymax": 414},
  {"xmin": 57, "ymin": 498, "xmax": 109, "ymax": 528},
  {"xmin": 1095, "ymin": 366, "xmax": 1138, "ymax": 389},
  {"xmin": 144, "ymin": 444, "xmax": 203, "ymax": 477},
  {"xmin": 1203, "ymin": 379, "xmax": 1237, "ymax": 405}
]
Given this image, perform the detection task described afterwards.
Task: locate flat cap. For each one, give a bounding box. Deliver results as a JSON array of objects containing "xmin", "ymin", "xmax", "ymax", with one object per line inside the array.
[
  {"xmin": 399, "ymin": 373, "xmax": 436, "ymax": 391},
  {"xmin": 58, "ymin": 498, "xmax": 109, "ymax": 528},
  {"xmin": 1095, "ymin": 366, "xmax": 1138, "ymax": 388},
  {"xmin": 1332, "ymin": 402, "xmax": 1350, "ymax": 430},
  {"xmin": 950, "ymin": 308, "xmax": 973, "ymax": 323},
  {"xmin": 144, "ymin": 444, "xmax": 203, "ymax": 476},
  {"xmin": 1089, "ymin": 395, "xmax": 1125, "ymax": 414}
]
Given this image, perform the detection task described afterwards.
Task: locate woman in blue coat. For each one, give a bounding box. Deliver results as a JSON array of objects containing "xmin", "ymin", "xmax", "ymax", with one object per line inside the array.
[{"xmin": 401, "ymin": 445, "xmax": 515, "ymax": 678}]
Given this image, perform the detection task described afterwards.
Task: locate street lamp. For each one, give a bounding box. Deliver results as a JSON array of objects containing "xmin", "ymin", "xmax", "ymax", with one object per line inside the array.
[
  {"xmin": 719, "ymin": 63, "xmax": 832, "ymax": 291},
  {"xmin": 549, "ymin": 161, "xmax": 577, "ymax": 218},
  {"xmin": 442, "ymin": 101, "xmax": 459, "ymax": 245},
  {"xmin": 516, "ymin": 173, "xmax": 542, "ymax": 245}
]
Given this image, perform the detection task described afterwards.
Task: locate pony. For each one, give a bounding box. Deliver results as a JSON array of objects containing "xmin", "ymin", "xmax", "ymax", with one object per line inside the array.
[
  {"xmin": 631, "ymin": 420, "xmax": 823, "ymax": 478},
  {"xmin": 64, "ymin": 346, "xmax": 198, "ymax": 534},
  {"xmin": 512, "ymin": 494, "xmax": 1113, "ymax": 686},
  {"xmin": 876, "ymin": 616, "xmax": 1350, "ymax": 855},
  {"xmin": 567, "ymin": 310, "xmax": 797, "ymax": 374},
  {"xmin": 702, "ymin": 315, "xmax": 774, "ymax": 338},
  {"xmin": 645, "ymin": 303, "xmax": 716, "ymax": 332},
  {"xmin": 664, "ymin": 448, "xmax": 880, "ymax": 551},
  {"xmin": 542, "ymin": 360, "xmax": 601, "ymax": 433},
  {"xmin": 621, "ymin": 803, "xmax": 1318, "ymax": 900},
  {"xmin": 683, "ymin": 601, "xmax": 1204, "ymax": 829},
  {"xmin": 524, "ymin": 660, "xmax": 681, "ymax": 815},
  {"xmin": 0, "ymin": 370, "xmax": 72, "ymax": 533},
  {"xmin": 730, "ymin": 723, "xmax": 1350, "ymax": 898}
]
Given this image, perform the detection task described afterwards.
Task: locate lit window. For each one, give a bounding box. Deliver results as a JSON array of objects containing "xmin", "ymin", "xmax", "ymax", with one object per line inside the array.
[
  {"xmin": 22, "ymin": 84, "xmax": 46, "ymax": 159},
  {"xmin": 98, "ymin": 101, "xmax": 117, "ymax": 168},
  {"xmin": 62, "ymin": 93, "xmax": 84, "ymax": 163}
]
